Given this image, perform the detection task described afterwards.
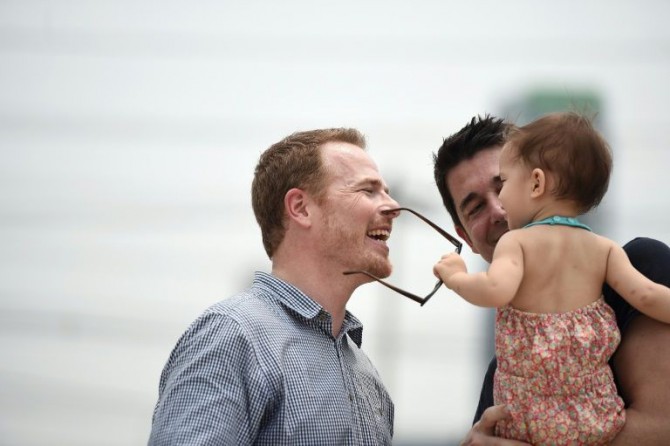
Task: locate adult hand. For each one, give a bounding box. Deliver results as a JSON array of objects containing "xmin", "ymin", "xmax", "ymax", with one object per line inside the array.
[{"xmin": 460, "ymin": 405, "xmax": 530, "ymax": 446}]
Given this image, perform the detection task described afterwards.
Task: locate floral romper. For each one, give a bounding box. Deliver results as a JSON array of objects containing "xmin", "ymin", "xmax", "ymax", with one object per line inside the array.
[{"xmin": 494, "ymin": 298, "xmax": 625, "ymax": 445}]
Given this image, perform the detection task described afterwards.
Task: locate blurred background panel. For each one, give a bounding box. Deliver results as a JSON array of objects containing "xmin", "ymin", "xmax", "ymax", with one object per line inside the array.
[{"xmin": 0, "ymin": 1, "xmax": 669, "ymax": 444}]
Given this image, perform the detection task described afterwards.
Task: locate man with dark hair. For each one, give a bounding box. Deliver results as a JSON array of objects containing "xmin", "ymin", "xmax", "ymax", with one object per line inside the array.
[
  {"xmin": 149, "ymin": 128, "xmax": 399, "ymax": 445},
  {"xmin": 433, "ymin": 116, "xmax": 511, "ymax": 264},
  {"xmin": 433, "ymin": 115, "xmax": 670, "ymax": 445}
]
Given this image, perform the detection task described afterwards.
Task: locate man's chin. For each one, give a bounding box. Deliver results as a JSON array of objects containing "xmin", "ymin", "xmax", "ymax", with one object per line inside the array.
[
  {"xmin": 487, "ymin": 230, "xmax": 509, "ymax": 251},
  {"xmin": 366, "ymin": 261, "xmax": 393, "ymax": 279},
  {"xmin": 474, "ymin": 244, "xmax": 495, "ymax": 264},
  {"xmin": 495, "ymin": 227, "xmax": 510, "ymax": 241}
]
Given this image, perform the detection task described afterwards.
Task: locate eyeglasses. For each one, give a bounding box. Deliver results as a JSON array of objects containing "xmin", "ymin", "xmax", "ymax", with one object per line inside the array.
[{"xmin": 343, "ymin": 207, "xmax": 462, "ymax": 306}]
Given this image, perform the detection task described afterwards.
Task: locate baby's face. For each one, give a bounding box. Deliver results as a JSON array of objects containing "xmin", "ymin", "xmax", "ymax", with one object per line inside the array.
[{"xmin": 498, "ymin": 143, "xmax": 535, "ymax": 230}]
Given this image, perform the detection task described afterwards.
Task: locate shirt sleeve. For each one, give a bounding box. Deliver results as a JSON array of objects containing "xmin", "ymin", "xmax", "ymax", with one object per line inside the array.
[
  {"xmin": 603, "ymin": 237, "xmax": 670, "ymax": 333},
  {"xmin": 148, "ymin": 312, "xmax": 272, "ymax": 446}
]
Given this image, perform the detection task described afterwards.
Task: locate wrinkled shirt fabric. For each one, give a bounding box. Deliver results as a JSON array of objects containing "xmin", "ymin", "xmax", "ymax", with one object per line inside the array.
[{"xmin": 148, "ymin": 271, "xmax": 394, "ymax": 446}]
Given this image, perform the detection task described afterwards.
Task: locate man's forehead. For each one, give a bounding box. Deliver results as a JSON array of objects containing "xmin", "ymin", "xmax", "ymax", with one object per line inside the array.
[
  {"xmin": 321, "ymin": 143, "xmax": 388, "ymax": 188},
  {"xmin": 321, "ymin": 141, "xmax": 365, "ymax": 159},
  {"xmin": 322, "ymin": 142, "xmax": 372, "ymax": 169},
  {"xmin": 362, "ymin": 176, "xmax": 389, "ymax": 190},
  {"xmin": 448, "ymin": 160, "xmax": 492, "ymax": 191},
  {"xmin": 449, "ymin": 147, "xmax": 501, "ymax": 182},
  {"xmin": 448, "ymin": 148, "xmax": 502, "ymax": 206}
]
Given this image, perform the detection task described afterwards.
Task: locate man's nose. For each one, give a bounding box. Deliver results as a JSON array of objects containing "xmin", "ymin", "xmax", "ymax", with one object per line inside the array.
[
  {"xmin": 383, "ymin": 195, "xmax": 401, "ymax": 218},
  {"xmin": 490, "ymin": 199, "xmax": 507, "ymax": 224}
]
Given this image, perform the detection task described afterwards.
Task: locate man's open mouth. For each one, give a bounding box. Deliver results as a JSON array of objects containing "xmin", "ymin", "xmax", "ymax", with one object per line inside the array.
[{"xmin": 367, "ymin": 229, "xmax": 390, "ymax": 242}]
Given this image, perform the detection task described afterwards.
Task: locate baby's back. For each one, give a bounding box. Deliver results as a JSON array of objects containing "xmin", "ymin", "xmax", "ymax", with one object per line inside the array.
[{"xmin": 510, "ymin": 225, "xmax": 613, "ymax": 313}]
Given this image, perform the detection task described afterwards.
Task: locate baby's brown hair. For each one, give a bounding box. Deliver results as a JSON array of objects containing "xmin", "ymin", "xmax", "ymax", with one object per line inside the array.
[{"xmin": 505, "ymin": 112, "xmax": 612, "ymax": 213}]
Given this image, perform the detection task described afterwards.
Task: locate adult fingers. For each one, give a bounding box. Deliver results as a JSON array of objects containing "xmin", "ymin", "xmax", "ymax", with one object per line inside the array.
[{"xmin": 460, "ymin": 405, "xmax": 531, "ymax": 446}]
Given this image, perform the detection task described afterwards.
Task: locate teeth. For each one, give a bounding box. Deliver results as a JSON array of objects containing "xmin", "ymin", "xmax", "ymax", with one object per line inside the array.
[{"xmin": 367, "ymin": 229, "xmax": 390, "ymax": 241}]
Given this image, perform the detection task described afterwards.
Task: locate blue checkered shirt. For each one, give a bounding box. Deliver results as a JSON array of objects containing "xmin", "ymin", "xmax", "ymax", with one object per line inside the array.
[{"xmin": 148, "ymin": 271, "xmax": 394, "ymax": 445}]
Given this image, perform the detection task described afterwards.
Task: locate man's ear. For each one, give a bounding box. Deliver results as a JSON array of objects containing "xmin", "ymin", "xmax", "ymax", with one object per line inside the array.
[
  {"xmin": 455, "ymin": 225, "xmax": 476, "ymax": 252},
  {"xmin": 530, "ymin": 168, "xmax": 546, "ymax": 198},
  {"xmin": 284, "ymin": 188, "xmax": 312, "ymax": 228}
]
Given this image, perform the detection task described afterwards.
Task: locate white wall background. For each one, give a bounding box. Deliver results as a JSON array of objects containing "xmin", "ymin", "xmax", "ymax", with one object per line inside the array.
[{"xmin": 1, "ymin": 1, "xmax": 669, "ymax": 444}]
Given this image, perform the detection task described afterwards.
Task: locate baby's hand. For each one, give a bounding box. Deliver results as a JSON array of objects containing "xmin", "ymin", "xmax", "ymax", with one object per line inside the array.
[{"xmin": 433, "ymin": 252, "xmax": 467, "ymax": 287}]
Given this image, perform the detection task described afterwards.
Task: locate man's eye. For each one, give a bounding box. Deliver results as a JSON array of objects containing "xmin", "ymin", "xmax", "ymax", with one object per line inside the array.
[{"xmin": 465, "ymin": 204, "xmax": 480, "ymax": 217}]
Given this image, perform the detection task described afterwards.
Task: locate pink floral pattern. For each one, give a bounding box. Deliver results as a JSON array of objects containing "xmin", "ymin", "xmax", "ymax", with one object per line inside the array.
[{"xmin": 494, "ymin": 298, "xmax": 625, "ymax": 445}]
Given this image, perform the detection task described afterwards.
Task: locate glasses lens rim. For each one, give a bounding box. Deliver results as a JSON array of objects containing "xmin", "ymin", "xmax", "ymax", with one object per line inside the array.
[{"xmin": 344, "ymin": 207, "xmax": 462, "ymax": 305}]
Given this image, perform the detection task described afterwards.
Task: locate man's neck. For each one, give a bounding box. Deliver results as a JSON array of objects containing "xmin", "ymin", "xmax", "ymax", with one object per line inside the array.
[{"xmin": 271, "ymin": 261, "xmax": 353, "ymax": 336}]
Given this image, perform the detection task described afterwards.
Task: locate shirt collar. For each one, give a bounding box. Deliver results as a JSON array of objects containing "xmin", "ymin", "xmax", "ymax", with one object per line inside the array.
[{"xmin": 253, "ymin": 271, "xmax": 364, "ymax": 347}]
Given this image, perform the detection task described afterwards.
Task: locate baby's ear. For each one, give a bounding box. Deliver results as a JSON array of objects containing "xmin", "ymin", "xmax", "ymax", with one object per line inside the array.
[{"xmin": 530, "ymin": 168, "xmax": 546, "ymax": 198}]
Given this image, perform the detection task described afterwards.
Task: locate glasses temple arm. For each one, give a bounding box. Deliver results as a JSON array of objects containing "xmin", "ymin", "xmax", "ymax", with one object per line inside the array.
[
  {"xmin": 384, "ymin": 207, "xmax": 463, "ymax": 253},
  {"xmin": 343, "ymin": 271, "xmax": 442, "ymax": 306}
]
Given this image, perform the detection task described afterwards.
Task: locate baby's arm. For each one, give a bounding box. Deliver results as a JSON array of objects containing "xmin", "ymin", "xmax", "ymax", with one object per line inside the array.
[
  {"xmin": 434, "ymin": 232, "xmax": 524, "ymax": 308},
  {"xmin": 606, "ymin": 243, "xmax": 670, "ymax": 324}
]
